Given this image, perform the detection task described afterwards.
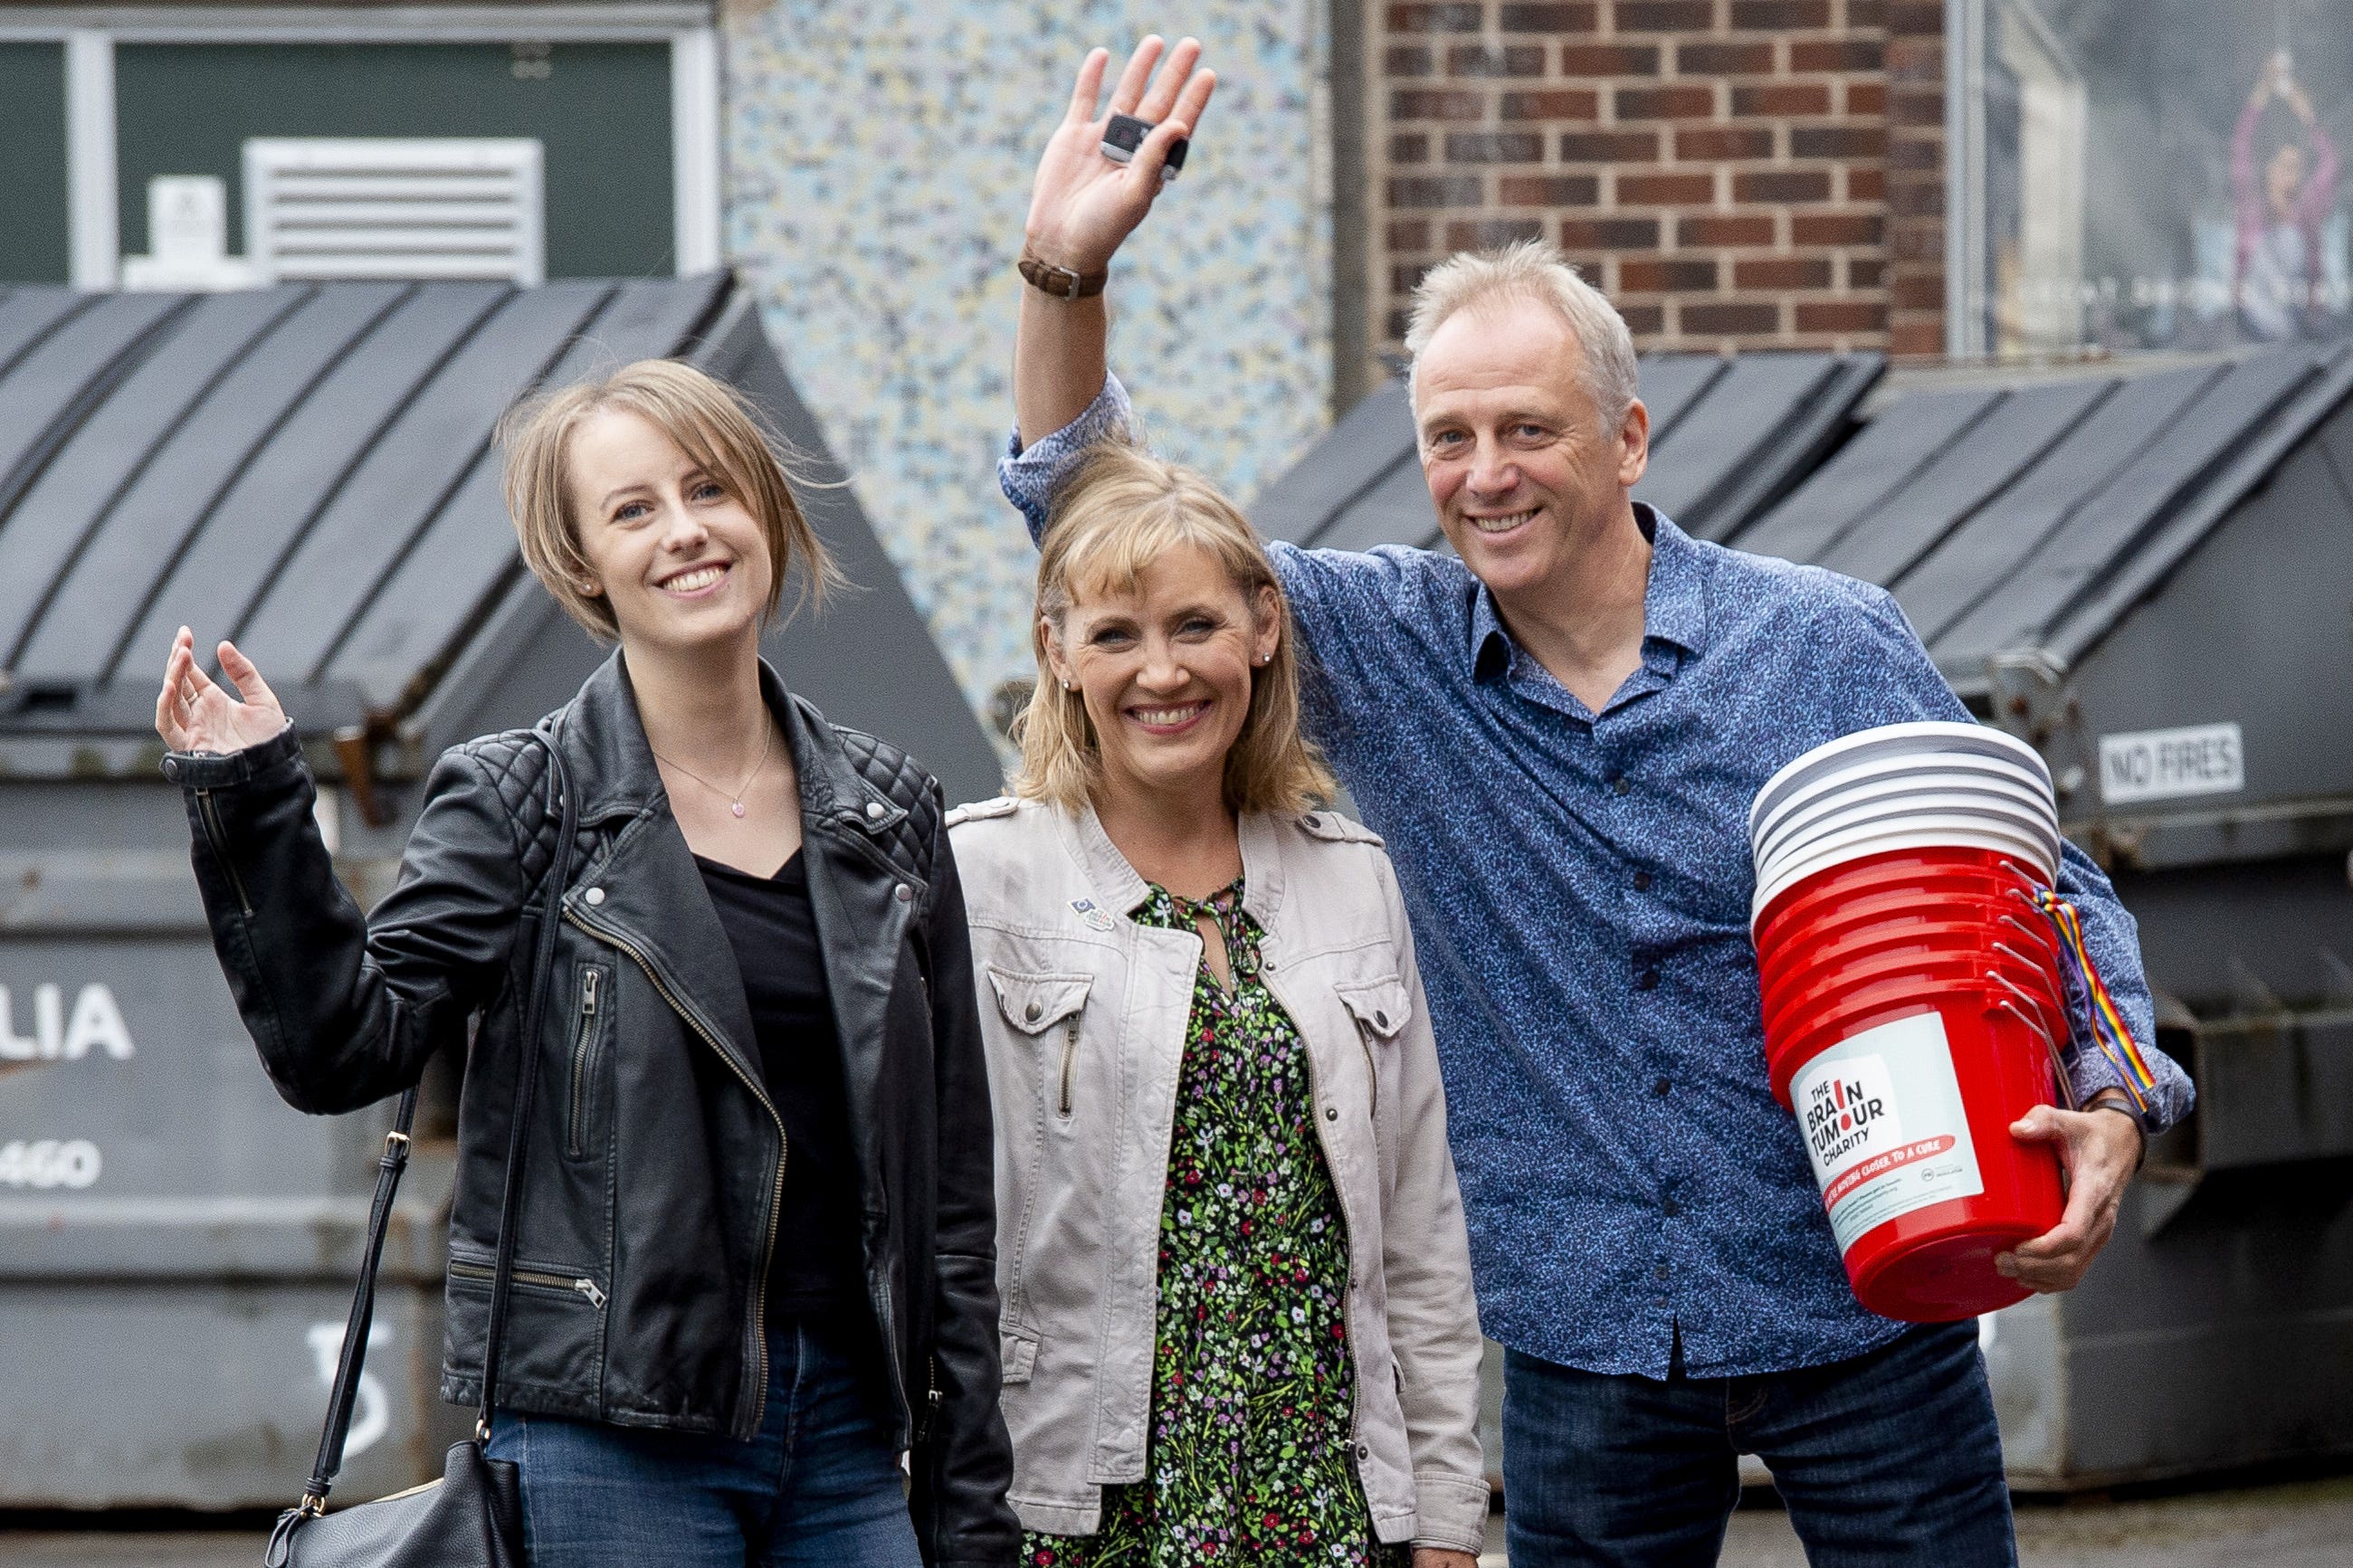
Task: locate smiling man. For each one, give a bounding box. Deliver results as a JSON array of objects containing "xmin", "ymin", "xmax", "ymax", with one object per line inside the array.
[{"xmin": 996, "ymin": 38, "xmax": 2191, "ymax": 1568}]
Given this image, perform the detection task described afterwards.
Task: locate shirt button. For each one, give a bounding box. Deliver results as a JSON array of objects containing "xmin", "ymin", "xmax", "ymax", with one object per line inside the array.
[
  {"xmin": 586, "ymin": 887, "xmax": 606, "ymax": 906},
  {"xmin": 1611, "ymin": 775, "xmax": 1631, "ymax": 795},
  {"xmin": 1662, "ymin": 1198, "xmax": 1682, "ymax": 1218},
  {"xmin": 1632, "ymin": 870, "xmax": 1653, "ymax": 892},
  {"xmin": 1636, "ymin": 967, "xmax": 1660, "ymax": 991},
  {"xmin": 1653, "ymin": 1077, "xmax": 1671, "ymax": 1098},
  {"xmin": 1654, "ymin": 1264, "xmax": 1671, "ymax": 1282}
]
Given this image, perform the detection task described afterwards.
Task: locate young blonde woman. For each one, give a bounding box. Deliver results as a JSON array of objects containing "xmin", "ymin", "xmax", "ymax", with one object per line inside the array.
[
  {"xmin": 948, "ymin": 444, "xmax": 1487, "ymax": 1568},
  {"xmin": 154, "ymin": 360, "xmax": 1016, "ymax": 1568}
]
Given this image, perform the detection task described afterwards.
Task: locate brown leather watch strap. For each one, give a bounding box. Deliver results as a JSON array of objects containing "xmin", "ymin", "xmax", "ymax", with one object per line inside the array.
[{"xmin": 1018, "ymin": 249, "xmax": 1108, "ymax": 299}]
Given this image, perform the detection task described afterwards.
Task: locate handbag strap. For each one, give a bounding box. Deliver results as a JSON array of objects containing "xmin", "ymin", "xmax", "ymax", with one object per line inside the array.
[{"xmin": 292, "ymin": 727, "xmax": 576, "ymax": 1514}]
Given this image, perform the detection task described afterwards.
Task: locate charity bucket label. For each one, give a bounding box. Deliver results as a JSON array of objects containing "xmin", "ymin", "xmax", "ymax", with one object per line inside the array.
[{"xmin": 1793, "ymin": 1011, "xmax": 1983, "ymax": 1252}]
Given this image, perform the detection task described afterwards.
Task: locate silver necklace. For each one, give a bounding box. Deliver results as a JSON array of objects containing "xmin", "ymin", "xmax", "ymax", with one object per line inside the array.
[{"xmin": 652, "ymin": 721, "xmax": 772, "ymax": 819}]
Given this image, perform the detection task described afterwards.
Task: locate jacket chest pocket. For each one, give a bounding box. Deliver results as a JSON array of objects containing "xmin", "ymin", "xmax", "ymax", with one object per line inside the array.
[
  {"xmin": 565, "ymin": 961, "xmax": 614, "ymax": 1159},
  {"xmin": 1335, "ymin": 975, "xmax": 1411, "ymax": 1121},
  {"xmin": 986, "ymin": 969, "xmax": 1092, "ymax": 1120}
]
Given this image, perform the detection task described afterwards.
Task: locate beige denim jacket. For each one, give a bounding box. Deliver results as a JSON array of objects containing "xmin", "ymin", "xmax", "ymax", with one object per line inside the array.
[{"xmin": 947, "ymin": 795, "xmax": 1489, "ymax": 1553}]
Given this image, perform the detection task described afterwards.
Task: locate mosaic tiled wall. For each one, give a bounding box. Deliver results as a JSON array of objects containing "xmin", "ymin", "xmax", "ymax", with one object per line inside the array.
[{"xmin": 724, "ymin": 0, "xmax": 1331, "ymax": 736}]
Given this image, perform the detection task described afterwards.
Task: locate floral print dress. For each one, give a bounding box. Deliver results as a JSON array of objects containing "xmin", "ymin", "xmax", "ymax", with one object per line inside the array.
[{"xmin": 1022, "ymin": 879, "xmax": 1406, "ymax": 1568}]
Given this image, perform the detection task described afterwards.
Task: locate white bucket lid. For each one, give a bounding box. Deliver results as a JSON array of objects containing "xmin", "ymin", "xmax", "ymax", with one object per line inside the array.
[
  {"xmin": 1751, "ymin": 822, "xmax": 2058, "ymax": 927},
  {"xmin": 1751, "ymin": 751, "xmax": 2054, "ymax": 853},
  {"xmin": 1757, "ymin": 789, "xmax": 2060, "ymax": 875},
  {"xmin": 1750, "ymin": 722, "xmax": 2051, "ymax": 838}
]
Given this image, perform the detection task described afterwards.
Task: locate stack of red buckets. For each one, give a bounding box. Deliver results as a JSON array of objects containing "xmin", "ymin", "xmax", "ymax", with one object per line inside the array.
[{"xmin": 1751, "ymin": 721, "xmax": 2073, "ymax": 1321}]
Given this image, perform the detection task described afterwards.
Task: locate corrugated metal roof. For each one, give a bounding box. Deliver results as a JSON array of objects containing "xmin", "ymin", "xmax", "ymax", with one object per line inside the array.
[
  {"xmin": 1743, "ymin": 342, "xmax": 2353, "ymax": 689},
  {"xmin": 0, "ymin": 275, "xmax": 1003, "ymax": 800},
  {"xmin": 1249, "ymin": 349, "xmax": 1886, "ymax": 551}
]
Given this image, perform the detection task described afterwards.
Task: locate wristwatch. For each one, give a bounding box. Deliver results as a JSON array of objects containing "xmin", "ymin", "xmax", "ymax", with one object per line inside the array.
[{"xmin": 1018, "ymin": 249, "xmax": 1108, "ymax": 299}]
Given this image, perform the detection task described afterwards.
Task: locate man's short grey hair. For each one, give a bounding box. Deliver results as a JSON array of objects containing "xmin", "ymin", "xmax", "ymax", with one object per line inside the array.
[{"xmin": 1404, "ymin": 240, "xmax": 1640, "ymax": 436}]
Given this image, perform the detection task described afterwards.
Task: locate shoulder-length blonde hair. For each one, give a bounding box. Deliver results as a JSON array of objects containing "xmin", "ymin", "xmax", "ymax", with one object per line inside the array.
[
  {"xmin": 499, "ymin": 357, "xmax": 842, "ymax": 641},
  {"xmin": 1015, "ymin": 442, "xmax": 1334, "ymax": 816}
]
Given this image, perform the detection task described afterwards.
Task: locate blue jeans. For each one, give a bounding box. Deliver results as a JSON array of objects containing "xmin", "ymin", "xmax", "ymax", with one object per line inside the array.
[
  {"xmin": 1502, "ymin": 1321, "xmax": 2015, "ymax": 1568},
  {"xmin": 487, "ymin": 1313, "xmax": 920, "ymax": 1568}
]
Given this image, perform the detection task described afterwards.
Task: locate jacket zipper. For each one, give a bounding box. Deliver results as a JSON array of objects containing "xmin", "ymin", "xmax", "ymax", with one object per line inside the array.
[
  {"xmin": 1058, "ymin": 1018, "xmax": 1079, "ymax": 1117},
  {"xmin": 914, "ymin": 1353, "xmax": 942, "ymax": 1445},
  {"xmin": 195, "ymin": 790, "xmax": 252, "ymax": 917},
  {"xmin": 450, "ymin": 1258, "xmax": 606, "ymax": 1309},
  {"xmin": 565, "ymin": 967, "xmax": 604, "ymax": 1158},
  {"xmin": 565, "ymin": 907, "xmax": 786, "ymax": 1432},
  {"xmin": 1358, "ymin": 1028, "xmax": 1379, "ymax": 1121}
]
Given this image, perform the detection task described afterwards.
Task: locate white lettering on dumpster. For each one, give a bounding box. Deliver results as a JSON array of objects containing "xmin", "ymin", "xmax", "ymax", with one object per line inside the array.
[
  {"xmin": 308, "ymin": 1321, "xmax": 391, "ymax": 1458},
  {"xmin": 0, "ymin": 984, "xmax": 136, "ymax": 1060},
  {"xmin": 0, "ymin": 1139, "xmax": 102, "ymax": 1188},
  {"xmin": 2097, "ymin": 722, "xmax": 2243, "ymax": 805}
]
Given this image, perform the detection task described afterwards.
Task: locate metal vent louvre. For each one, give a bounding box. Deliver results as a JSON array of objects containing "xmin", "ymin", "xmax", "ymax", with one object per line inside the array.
[{"xmin": 242, "ymin": 138, "xmax": 545, "ymax": 286}]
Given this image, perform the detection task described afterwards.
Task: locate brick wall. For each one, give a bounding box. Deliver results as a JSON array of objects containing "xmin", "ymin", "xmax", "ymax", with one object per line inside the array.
[{"xmin": 1373, "ymin": 0, "xmax": 1946, "ymax": 358}]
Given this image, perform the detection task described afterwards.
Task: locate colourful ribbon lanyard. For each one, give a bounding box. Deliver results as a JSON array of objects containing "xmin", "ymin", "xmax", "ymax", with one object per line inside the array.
[{"xmin": 2031, "ymin": 888, "xmax": 2157, "ymax": 1115}]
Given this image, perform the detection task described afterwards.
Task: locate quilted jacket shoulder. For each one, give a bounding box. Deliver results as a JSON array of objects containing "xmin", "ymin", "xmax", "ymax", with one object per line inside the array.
[{"xmin": 831, "ymin": 721, "xmax": 947, "ymax": 879}]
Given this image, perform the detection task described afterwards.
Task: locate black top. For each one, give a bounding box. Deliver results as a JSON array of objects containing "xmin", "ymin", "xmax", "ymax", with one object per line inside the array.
[{"xmin": 696, "ymin": 850, "xmax": 866, "ymax": 1316}]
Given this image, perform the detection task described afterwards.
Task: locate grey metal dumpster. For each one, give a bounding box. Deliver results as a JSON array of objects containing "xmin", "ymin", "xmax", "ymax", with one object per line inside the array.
[
  {"xmin": 0, "ymin": 275, "xmax": 997, "ymax": 1508},
  {"xmin": 1741, "ymin": 343, "xmax": 2353, "ymax": 1485},
  {"xmin": 1248, "ymin": 347, "xmax": 1884, "ymax": 551}
]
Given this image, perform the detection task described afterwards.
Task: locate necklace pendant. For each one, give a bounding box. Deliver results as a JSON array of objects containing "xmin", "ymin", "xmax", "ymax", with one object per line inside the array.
[{"xmin": 730, "ymin": 801, "xmax": 746, "ymax": 818}]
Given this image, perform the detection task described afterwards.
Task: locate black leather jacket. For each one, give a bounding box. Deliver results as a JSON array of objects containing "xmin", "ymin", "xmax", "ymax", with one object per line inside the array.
[{"xmin": 167, "ymin": 654, "xmax": 1017, "ymax": 1567}]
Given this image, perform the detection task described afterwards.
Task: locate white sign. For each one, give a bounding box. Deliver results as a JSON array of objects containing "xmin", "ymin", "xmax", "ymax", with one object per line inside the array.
[
  {"xmin": 0, "ymin": 984, "xmax": 136, "ymax": 1061},
  {"xmin": 1794, "ymin": 1012, "xmax": 1984, "ymax": 1253},
  {"xmin": 2097, "ymin": 722, "xmax": 2244, "ymax": 805}
]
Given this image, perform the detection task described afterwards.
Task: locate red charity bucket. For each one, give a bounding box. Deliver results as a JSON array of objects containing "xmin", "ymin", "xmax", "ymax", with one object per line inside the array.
[
  {"xmin": 1753, "ymin": 849, "xmax": 2065, "ymax": 1323},
  {"xmin": 1758, "ymin": 889, "xmax": 2059, "ymax": 976}
]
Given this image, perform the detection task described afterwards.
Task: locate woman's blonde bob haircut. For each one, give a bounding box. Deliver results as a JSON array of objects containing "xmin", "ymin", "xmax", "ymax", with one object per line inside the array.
[
  {"xmin": 499, "ymin": 357, "xmax": 840, "ymax": 641},
  {"xmin": 1015, "ymin": 441, "xmax": 1334, "ymax": 816}
]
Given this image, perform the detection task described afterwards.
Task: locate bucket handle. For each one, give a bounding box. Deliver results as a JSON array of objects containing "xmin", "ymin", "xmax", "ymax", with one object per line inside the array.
[
  {"xmin": 1985, "ymin": 971, "xmax": 2078, "ymax": 1111},
  {"xmin": 1997, "ymin": 912, "xmax": 2054, "ymax": 948},
  {"xmin": 1996, "ymin": 858, "xmax": 2053, "ymax": 895}
]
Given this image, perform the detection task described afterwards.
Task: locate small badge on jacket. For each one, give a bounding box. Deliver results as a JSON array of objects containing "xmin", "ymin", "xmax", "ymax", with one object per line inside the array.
[{"xmin": 1071, "ymin": 898, "xmax": 1118, "ymax": 932}]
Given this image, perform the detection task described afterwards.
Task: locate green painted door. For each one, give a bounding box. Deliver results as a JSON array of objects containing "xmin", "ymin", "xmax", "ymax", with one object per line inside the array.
[
  {"xmin": 114, "ymin": 42, "xmax": 676, "ymax": 279},
  {"xmin": 0, "ymin": 43, "xmax": 70, "ymax": 284}
]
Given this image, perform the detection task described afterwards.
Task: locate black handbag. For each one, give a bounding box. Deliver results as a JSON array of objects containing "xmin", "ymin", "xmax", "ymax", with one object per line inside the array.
[{"xmin": 265, "ymin": 731, "xmax": 578, "ymax": 1568}]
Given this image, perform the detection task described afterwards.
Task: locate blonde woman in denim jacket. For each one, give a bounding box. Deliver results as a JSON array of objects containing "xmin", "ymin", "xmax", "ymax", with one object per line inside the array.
[{"xmin": 948, "ymin": 443, "xmax": 1488, "ymax": 1568}]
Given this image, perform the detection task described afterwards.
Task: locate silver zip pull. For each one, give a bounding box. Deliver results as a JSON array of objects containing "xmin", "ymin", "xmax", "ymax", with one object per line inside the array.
[
  {"xmin": 1059, "ymin": 1019, "xmax": 1079, "ymax": 1117},
  {"xmin": 574, "ymin": 1278, "xmax": 606, "ymax": 1309},
  {"xmin": 581, "ymin": 967, "xmax": 600, "ymax": 1016}
]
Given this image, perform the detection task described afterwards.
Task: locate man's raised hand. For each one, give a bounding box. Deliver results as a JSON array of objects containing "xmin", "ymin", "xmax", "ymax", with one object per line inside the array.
[
  {"xmin": 156, "ymin": 626, "xmax": 289, "ymax": 755},
  {"xmin": 1024, "ymin": 37, "xmax": 1215, "ymax": 276}
]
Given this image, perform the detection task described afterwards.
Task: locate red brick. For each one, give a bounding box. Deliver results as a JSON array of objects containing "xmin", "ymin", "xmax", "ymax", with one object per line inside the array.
[
  {"xmin": 1500, "ymin": 2, "xmax": 1599, "ymax": 25},
  {"xmin": 1889, "ymin": 133, "xmax": 1941, "ymax": 172},
  {"xmin": 1845, "ymin": 80, "xmax": 1888, "ymax": 115},
  {"xmin": 1502, "ymin": 89, "xmax": 1604, "ymax": 119},
  {"xmin": 1391, "ymin": 175, "xmax": 1486, "ymax": 207},
  {"xmin": 1734, "ymin": 168, "xmax": 1833, "ymax": 202},
  {"xmin": 1448, "ymin": 44, "xmax": 1548, "ymax": 76},
  {"xmin": 1848, "ymin": 0, "xmax": 1888, "ymax": 24},
  {"xmin": 1675, "ymin": 125, "xmax": 1773, "ymax": 159},
  {"xmin": 1615, "ymin": 0, "xmax": 1715, "ymax": 29},
  {"xmin": 1890, "ymin": 319, "xmax": 1942, "ymax": 357},
  {"xmin": 1388, "ymin": 2, "xmax": 1486, "ymax": 30},
  {"xmin": 1891, "ymin": 88, "xmax": 1947, "ymax": 125},
  {"xmin": 1618, "ymin": 256, "xmax": 1720, "ymax": 292},
  {"xmin": 1620, "ymin": 302, "xmax": 1667, "ymax": 335},
  {"xmin": 1676, "ymin": 41, "xmax": 1776, "ymax": 74},
  {"xmin": 1729, "ymin": 0, "xmax": 1829, "ymax": 26},
  {"xmin": 1615, "ymin": 84, "xmax": 1715, "ymax": 119},
  {"xmin": 1796, "ymin": 299, "xmax": 1887, "ymax": 332},
  {"xmin": 1393, "ymin": 263, "xmax": 1434, "ymax": 293},
  {"xmin": 1393, "ymin": 88, "xmax": 1487, "ymax": 120},
  {"xmin": 1559, "ymin": 43, "xmax": 1662, "ymax": 75},
  {"xmin": 1447, "ymin": 131, "xmax": 1547, "ymax": 162},
  {"xmin": 1891, "ymin": 272, "xmax": 1942, "ymax": 309},
  {"xmin": 1791, "ymin": 125, "xmax": 1886, "ymax": 158},
  {"xmin": 1447, "ymin": 218, "xmax": 1548, "ymax": 250},
  {"xmin": 1678, "ymin": 212, "xmax": 1775, "ymax": 245},
  {"xmin": 1560, "ymin": 129, "xmax": 1662, "ymax": 161},
  {"xmin": 1886, "ymin": 38, "xmax": 1943, "ymax": 81},
  {"xmin": 1733, "ymin": 81, "xmax": 1832, "ymax": 116},
  {"xmin": 1388, "ymin": 219, "xmax": 1434, "ymax": 252},
  {"xmin": 1500, "ymin": 174, "xmax": 1604, "ymax": 205},
  {"xmin": 1889, "ymin": 179, "xmax": 1944, "ymax": 218},
  {"xmin": 1791, "ymin": 38, "xmax": 1884, "ymax": 71},
  {"xmin": 1733, "ymin": 256, "xmax": 1834, "ymax": 289},
  {"xmin": 1386, "ymin": 44, "xmax": 1435, "ymax": 76},
  {"xmin": 1846, "ymin": 166, "xmax": 1886, "ymax": 200},
  {"xmin": 1559, "ymin": 215, "xmax": 1662, "ymax": 248},
  {"xmin": 1794, "ymin": 212, "xmax": 1883, "ymax": 244},
  {"xmin": 1890, "ymin": 223, "xmax": 1943, "ymax": 261},
  {"xmin": 1391, "ymin": 132, "xmax": 1432, "ymax": 163},
  {"xmin": 1887, "ymin": 0, "xmax": 1943, "ymax": 33},
  {"xmin": 1683, "ymin": 300, "xmax": 1782, "ymax": 334},
  {"xmin": 1848, "ymin": 256, "xmax": 1885, "ymax": 288},
  {"xmin": 1616, "ymin": 170, "xmax": 1715, "ymax": 204}
]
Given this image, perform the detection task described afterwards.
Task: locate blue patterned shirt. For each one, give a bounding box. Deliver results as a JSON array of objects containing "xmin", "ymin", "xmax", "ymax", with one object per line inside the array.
[{"xmin": 1000, "ymin": 375, "xmax": 2191, "ymax": 1378}]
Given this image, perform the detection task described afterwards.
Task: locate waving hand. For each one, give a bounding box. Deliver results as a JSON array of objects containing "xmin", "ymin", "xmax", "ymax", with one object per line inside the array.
[{"xmin": 1024, "ymin": 37, "xmax": 1216, "ymax": 274}]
